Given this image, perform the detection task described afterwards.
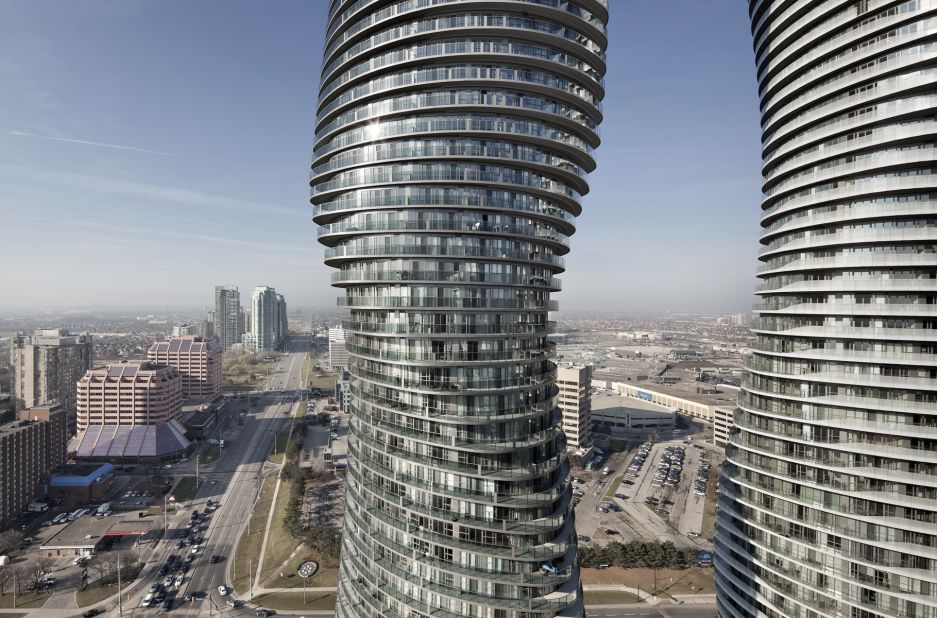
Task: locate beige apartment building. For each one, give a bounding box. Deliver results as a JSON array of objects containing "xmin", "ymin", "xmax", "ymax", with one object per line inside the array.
[
  {"xmin": 0, "ymin": 404, "xmax": 67, "ymax": 528},
  {"xmin": 557, "ymin": 364, "xmax": 592, "ymax": 450},
  {"xmin": 147, "ymin": 336, "xmax": 222, "ymax": 401},
  {"xmin": 11, "ymin": 329, "xmax": 93, "ymax": 435},
  {"xmin": 712, "ymin": 406, "xmax": 734, "ymax": 449}
]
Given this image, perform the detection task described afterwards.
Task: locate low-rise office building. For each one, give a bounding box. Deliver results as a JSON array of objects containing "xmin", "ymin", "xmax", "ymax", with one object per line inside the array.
[
  {"xmin": 591, "ymin": 391, "xmax": 675, "ymax": 442},
  {"xmin": 596, "ymin": 379, "xmax": 739, "ymax": 422},
  {"xmin": 40, "ymin": 513, "xmax": 160, "ymax": 556},
  {"xmin": 48, "ymin": 462, "xmax": 115, "ymax": 505}
]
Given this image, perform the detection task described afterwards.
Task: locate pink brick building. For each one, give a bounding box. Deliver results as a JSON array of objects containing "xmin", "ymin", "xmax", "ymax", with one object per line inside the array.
[
  {"xmin": 76, "ymin": 362, "xmax": 182, "ymax": 430},
  {"xmin": 147, "ymin": 336, "xmax": 222, "ymax": 402}
]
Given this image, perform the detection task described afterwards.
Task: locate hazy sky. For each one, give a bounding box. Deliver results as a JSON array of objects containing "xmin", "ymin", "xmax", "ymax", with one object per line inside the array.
[{"xmin": 0, "ymin": 1, "xmax": 762, "ymax": 315}]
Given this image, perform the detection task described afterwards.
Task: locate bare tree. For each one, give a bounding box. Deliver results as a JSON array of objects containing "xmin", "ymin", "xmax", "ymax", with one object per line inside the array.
[
  {"xmin": 0, "ymin": 530, "xmax": 23, "ymax": 554},
  {"xmin": 26, "ymin": 557, "xmax": 53, "ymax": 592},
  {"xmin": 0, "ymin": 565, "xmax": 11, "ymax": 597},
  {"xmin": 88, "ymin": 554, "xmax": 115, "ymax": 588},
  {"xmin": 12, "ymin": 563, "xmax": 28, "ymax": 596}
]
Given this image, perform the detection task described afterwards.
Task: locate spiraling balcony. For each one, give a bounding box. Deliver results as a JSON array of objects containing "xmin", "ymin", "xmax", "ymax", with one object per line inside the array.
[
  {"xmin": 315, "ymin": 3, "xmax": 603, "ymax": 616},
  {"xmin": 723, "ymin": 4, "xmax": 937, "ymax": 617}
]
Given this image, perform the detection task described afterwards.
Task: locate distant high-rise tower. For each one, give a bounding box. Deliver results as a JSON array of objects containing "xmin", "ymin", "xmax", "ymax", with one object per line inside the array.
[
  {"xmin": 327, "ymin": 326, "xmax": 349, "ymax": 371},
  {"xmin": 11, "ymin": 329, "xmax": 93, "ymax": 436},
  {"xmin": 213, "ymin": 285, "xmax": 241, "ymax": 351},
  {"xmin": 311, "ymin": 1, "xmax": 608, "ymax": 616},
  {"xmin": 276, "ymin": 293, "xmax": 288, "ymax": 345},
  {"xmin": 716, "ymin": 3, "xmax": 937, "ymax": 618},
  {"xmin": 245, "ymin": 286, "xmax": 279, "ymax": 352}
]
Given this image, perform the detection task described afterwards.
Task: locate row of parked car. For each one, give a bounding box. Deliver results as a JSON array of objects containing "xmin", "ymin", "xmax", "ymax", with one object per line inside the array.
[
  {"xmin": 651, "ymin": 445, "xmax": 685, "ymax": 489},
  {"xmin": 626, "ymin": 442, "xmax": 653, "ymax": 476},
  {"xmin": 696, "ymin": 458, "xmax": 711, "ymax": 496}
]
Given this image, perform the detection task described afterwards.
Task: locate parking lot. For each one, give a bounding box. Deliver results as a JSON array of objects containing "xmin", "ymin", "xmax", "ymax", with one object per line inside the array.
[{"xmin": 573, "ymin": 432, "xmax": 717, "ymax": 549}]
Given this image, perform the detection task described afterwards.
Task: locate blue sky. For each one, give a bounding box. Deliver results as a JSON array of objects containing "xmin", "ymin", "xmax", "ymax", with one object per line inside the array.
[{"xmin": 0, "ymin": 1, "xmax": 762, "ymax": 314}]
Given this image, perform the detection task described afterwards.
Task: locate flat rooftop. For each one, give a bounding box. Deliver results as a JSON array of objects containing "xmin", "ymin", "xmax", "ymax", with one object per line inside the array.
[
  {"xmin": 0, "ymin": 419, "xmax": 43, "ymax": 437},
  {"xmin": 53, "ymin": 463, "xmax": 112, "ymax": 477},
  {"xmin": 595, "ymin": 368, "xmax": 740, "ymax": 409},
  {"xmin": 41, "ymin": 514, "xmax": 161, "ymax": 549},
  {"xmin": 591, "ymin": 391, "xmax": 676, "ymax": 416},
  {"xmin": 41, "ymin": 516, "xmax": 113, "ymax": 549}
]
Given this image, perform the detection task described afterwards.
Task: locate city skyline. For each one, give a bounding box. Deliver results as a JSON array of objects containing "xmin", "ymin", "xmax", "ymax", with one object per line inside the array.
[{"xmin": 0, "ymin": 0, "xmax": 760, "ymax": 315}]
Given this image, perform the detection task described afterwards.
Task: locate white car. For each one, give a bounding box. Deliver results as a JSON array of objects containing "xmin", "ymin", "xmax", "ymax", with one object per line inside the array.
[
  {"xmin": 190, "ymin": 545, "xmax": 200, "ymax": 554},
  {"xmin": 217, "ymin": 585, "xmax": 229, "ymax": 596},
  {"xmin": 174, "ymin": 573, "xmax": 185, "ymax": 587}
]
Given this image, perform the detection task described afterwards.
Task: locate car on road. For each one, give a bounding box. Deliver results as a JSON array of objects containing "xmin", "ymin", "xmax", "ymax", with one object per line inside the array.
[
  {"xmin": 163, "ymin": 575, "xmax": 174, "ymax": 588},
  {"xmin": 158, "ymin": 565, "xmax": 169, "ymax": 576},
  {"xmin": 226, "ymin": 599, "xmax": 243, "ymax": 607},
  {"xmin": 621, "ymin": 479, "xmax": 634, "ymax": 485},
  {"xmin": 175, "ymin": 540, "xmax": 187, "ymax": 549},
  {"xmin": 82, "ymin": 609, "xmax": 104, "ymax": 618},
  {"xmin": 605, "ymin": 529, "xmax": 620, "ymax": 536},
  {"xmin": 687, "ymin": 532, "xmax": 701, "ymax": 538},
  {"xmin": 162, "ymin": 592, "xmax": 176, "ymax": 611},
  {"xmin": 614, "ymin": 493, "xmax": 628, "ymax": 500},
  {"xmin": 255, "ymin": 610, "xmax": 272, "ymax": 617},
  {"xmin": 149, "ymin": 582, "xmax": 162, "ymax": 593},
  {"xmin": 179, "ymin": 562, "xmax": 190, "ymax": 573},
  {"xmin": 174, "ymin": 573, "xmax": 185, "ymax": 587},
  {"xmin": 218, "ymin": 585, "xmax": 229, "ymax": 595},
  {"xmin": 210, "ymin": 555, "xmax": 224, "ymax": 563},
  {"xmin": 190, "ymin": 545, "xmax": 200, "ymax": 554}
]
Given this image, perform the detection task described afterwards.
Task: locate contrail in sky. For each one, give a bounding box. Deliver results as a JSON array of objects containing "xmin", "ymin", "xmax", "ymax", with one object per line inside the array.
[{"xmin": 8, "ymin": 130, "xmax": 173, "ymax": 156}]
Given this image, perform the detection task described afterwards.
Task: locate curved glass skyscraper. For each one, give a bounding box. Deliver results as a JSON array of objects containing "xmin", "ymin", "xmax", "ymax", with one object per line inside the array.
[
  {"xmin": 310, "ymin": 1, "xmax": 608, "ymax": 616},
  {"xmin": 717, "ymin": 2, "xmax": 937, "ymax": 618}
]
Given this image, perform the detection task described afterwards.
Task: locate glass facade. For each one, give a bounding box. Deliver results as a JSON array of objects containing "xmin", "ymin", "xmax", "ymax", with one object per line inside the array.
[
  {"xmin": 717, "ymin": 2, "xmax": 937, "ymax": 618},
  {"xmin": 311, "ymin": 1, "xmax": 608, "ymax": 617}
]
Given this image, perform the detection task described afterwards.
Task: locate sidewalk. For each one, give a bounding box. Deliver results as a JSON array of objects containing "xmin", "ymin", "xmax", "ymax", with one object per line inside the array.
[{"xmin": 583, "ymin": 583, "xmax": 656, "ymax": 604}]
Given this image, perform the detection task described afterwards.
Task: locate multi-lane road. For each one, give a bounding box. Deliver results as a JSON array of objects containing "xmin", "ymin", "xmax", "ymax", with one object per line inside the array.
[{"xmin": 120, "ymin": 340, "xmax": 309, "ymax": 617}]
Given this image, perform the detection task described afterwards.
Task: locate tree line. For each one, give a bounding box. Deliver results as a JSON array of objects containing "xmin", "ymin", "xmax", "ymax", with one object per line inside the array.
[{"xmin": 578, "ymin": 540, "xmax": 701, "ymax": 569}]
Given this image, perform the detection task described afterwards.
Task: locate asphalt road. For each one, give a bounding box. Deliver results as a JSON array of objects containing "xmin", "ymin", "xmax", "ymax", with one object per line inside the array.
[{"xmin": 120, "ymin": 339, "xmax": 308, "ymax": 617}]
